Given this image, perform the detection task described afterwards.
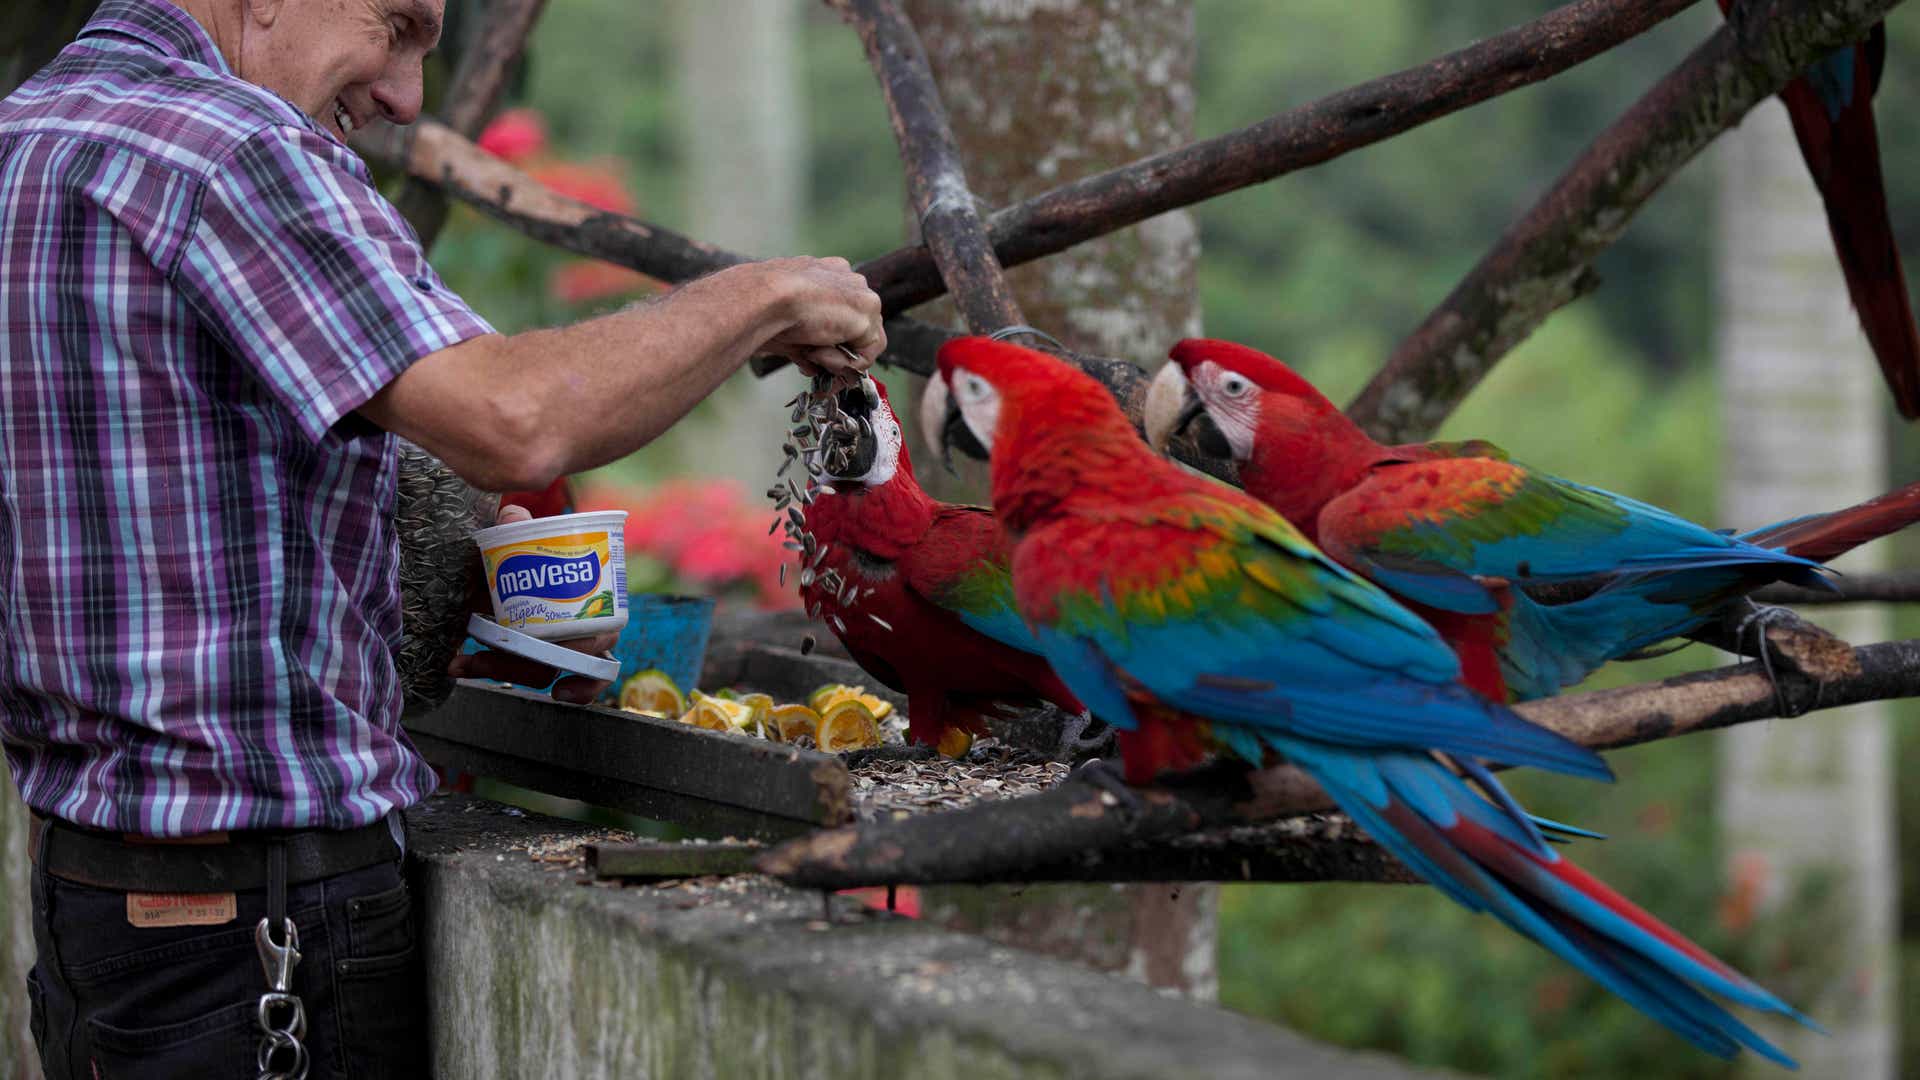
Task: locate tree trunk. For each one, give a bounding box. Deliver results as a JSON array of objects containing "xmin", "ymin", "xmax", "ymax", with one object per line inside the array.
[
  {"xmin": 900, "ymin": 0, "xmax": 1214, "ymax": 1000},
  {"xmin": 668, "ymin": 0, "xmax": 804, "ymax": 490},
  {"xmin": 1716, "ymin": 99, "xmax": 1899, "ymax": 1077}
]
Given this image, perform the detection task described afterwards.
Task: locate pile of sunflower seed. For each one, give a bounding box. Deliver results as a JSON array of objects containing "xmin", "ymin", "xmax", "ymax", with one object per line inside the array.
[
  {"xmin": 849, "ymin": 751, "xmax": 1073, "ymax": 820},
  {"xmin": 766, "ymin": 372, "xmax": 873, "ymax": 635}
]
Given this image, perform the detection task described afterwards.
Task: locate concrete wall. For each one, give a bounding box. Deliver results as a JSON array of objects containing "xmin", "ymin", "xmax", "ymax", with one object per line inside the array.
[
  {"xmin": 2, "ymin": 780, "xmax": 40, "ymax": 1080},
  {"xmin": 410, "ymin": 796, "xmax": 1443, "ymax": 1080}
]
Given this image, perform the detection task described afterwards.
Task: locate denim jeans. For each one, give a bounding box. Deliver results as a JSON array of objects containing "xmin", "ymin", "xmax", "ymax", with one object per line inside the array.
[{"xmin": 26, "ymin": 842, "xmax": 428, "ymax": 1080}]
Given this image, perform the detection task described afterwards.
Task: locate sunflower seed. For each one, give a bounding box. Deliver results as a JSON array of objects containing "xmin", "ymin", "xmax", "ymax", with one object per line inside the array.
[{"xmin": 867, "ymin": 614, "xmax": 893, "ymax": 631}]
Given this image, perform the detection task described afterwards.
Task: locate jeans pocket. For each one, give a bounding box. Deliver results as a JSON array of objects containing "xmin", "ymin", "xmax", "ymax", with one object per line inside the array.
[
  {"xmin": 334, "ymin": 946, "xmax": 428, "ymax": 1079},
  {"xmin": 344, "ymin": 880, "xmax": 413, "ymax": 959},
  {"xmin": 85, "ymin": 999, "xmax": 256, "ymax": 1080},
  {"xmin": 26, "ymin": 965, "xmax": 47, "ymax": 1051}
]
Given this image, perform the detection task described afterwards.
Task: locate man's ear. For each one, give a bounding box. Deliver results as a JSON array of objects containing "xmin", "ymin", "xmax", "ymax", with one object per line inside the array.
[{"xmin": 244, "ymin": 0, "xmax": 285, "ymax": 29}]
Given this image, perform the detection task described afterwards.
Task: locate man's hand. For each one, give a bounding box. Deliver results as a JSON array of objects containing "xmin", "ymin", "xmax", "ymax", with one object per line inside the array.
[
  {"xmin": 753, "ymin": 257, "xmax": 886, "ymax": 377},
  {"xmin": 447, "ymin": 504, "xmax": 619, "ymax": 705}
]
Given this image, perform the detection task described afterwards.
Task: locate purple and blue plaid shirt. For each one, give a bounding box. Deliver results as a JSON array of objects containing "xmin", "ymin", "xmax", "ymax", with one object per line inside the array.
[{"xmin": 0, "ymin": 0, "xmax": 495, "ymax": 835}]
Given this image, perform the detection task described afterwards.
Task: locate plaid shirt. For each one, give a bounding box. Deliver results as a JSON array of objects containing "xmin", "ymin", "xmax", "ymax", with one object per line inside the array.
[{"xmin": 0, "ymin": 0, "xmax": 494, "ymax": 835}]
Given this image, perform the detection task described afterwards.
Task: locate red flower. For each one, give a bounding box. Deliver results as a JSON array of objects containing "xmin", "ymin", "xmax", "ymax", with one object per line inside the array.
[
  {"xmin": 577, "ymin": 480, "xmax": 799, "ymax": 610},
  {"xmin": 527, "ymin": 160, "xmax": 636, "ymax": 216},
  {"xmin": 477, "ymin": 108, "xmax": 548, "ymax": 165}
]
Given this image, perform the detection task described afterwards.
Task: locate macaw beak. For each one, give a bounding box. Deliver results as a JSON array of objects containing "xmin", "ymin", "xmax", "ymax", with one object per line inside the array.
[
  {"xmin": 920, "ymin": 373, "xmax": 989, "ymax": 471},
  {"xmin": 821, "ymin": 377, "xmax": 880, "ymax": 481},
  {"xmin": 1143, "ymin": 361, "xmax": 1234, "ymax": 459}
]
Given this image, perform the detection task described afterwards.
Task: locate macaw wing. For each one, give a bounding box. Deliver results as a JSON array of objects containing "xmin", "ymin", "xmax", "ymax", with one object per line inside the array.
[
  {"xmin": 1025, "ymin": 495, "xmax": 1608, "ymax": 780},
  {"xmin": 1317, "ymin": 459, "xmax": 1812, "ymax": 615},
  {"xmin": 902, "ymin": 504, "xmax": 1042, "ymax": 655}
]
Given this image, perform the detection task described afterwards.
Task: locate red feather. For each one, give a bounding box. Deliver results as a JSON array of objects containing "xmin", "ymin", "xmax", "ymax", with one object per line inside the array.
[
  {"xmin": 1740, "ymin": 478, "xmax": 1920, "ymax": 562},
  {"xmin": 800, "ymin": 383, "xmax": 1083, "ymax": 750}
]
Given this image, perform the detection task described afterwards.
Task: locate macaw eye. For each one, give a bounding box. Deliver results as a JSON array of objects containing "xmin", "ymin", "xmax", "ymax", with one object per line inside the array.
[
  {"xmin": 1219, "ymin": 373, "xmax": 1252, "ymax": 399},
  {"xmin": 956, "ymin": 371, "xmax": 991, "ymax": 403}
]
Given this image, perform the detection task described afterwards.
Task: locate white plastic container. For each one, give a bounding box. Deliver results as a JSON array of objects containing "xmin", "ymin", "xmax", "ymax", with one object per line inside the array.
[{"xmin": 473, "ymin": 510, "xmax": 629, "ymax": 640}]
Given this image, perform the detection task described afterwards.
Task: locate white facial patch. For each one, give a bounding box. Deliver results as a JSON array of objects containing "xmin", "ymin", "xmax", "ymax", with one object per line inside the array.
[
  {"xmin": 950, "ymin": 368, "xmax": 1001, "ymax": 453},
  {"xmin": 1193, "ymin": 361, "xmax": 1258, "ymax": 460},
  {"xmin": 851, "ymin": 395, "xmax": 903, "ymax": 488}
]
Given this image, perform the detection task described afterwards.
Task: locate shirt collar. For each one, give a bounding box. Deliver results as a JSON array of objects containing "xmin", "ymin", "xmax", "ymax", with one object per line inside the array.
[{"xmin": 79, "ymin": 0, "xmax": 232, "ymax": 76}]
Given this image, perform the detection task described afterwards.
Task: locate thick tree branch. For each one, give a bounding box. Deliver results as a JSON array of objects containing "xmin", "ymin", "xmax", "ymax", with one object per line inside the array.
[
  {"xmin": 761, "ymin": 637, "xmax": 1920, "ymax": 889},
  {"xmin": 1347, "ymin": 0, "xmax": 1911, "ymax": 443},
  {"xmin": 850, "ymin": 0, "xmax": 1698, "ymax": 317},
  {"xmin": 353, "ymin": 118, "xmax": 952, "ymax": 373},
  {"xmin": 392, "ymin": 0, "xmax": 548, "ymax": 247},
  {"xmin": 834, "ymin": 0, "xmax": 1023, "ymax": 332}
]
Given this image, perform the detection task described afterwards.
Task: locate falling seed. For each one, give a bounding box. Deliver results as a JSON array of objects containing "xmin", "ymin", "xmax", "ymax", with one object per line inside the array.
[
  {"xmin": 778, "ymin": 564, "xmax": 787, "ymax": 586},
  {"xmin": 782, "ymin": 540, "xmax": 803, "ymax": 552},
  {"xmin": 801, "ymin": 634, "xmax": 817, "ymax": 655},
  {"xmin": 799, "ymin": 569, "xmax": 815, "ymax": 587},
  {"xmin": 767, "ymin": 519, "xmax": 780, "ymax": 536},
  {"xmin": 818, "ymin": 485, "xmax": 836, "ymax": 496},
  {"xmin": 777, "ymin": 458, "xmax": 794, "ymax": 478},
  {"xmin": 868, "ymin": 614, "xmax": 893, "ymax": 631},
  {"xmin": 828, "ymin": 614, "xmax": 847, "ymax": 633}
]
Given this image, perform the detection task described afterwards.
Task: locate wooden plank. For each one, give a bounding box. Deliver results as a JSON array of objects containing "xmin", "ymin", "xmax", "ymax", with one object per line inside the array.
[
  {"xmin": 585, "ymin": 841, "xmax": 762, "ymax": 881},
  {"xmin": 407, "ymin": 683, "xmax": 851, "ymax": 840}
]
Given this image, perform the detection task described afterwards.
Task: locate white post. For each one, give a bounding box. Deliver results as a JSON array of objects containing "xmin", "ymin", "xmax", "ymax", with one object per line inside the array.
[{"xmin": 1715, "ymin": 99, "xmax": 1899, "ymax": 1078}]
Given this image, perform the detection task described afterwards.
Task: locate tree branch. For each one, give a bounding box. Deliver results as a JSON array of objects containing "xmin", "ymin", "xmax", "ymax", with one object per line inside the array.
[
  {"xmin": 391, "ymin": 0, "xmax": 548, "ymax": 247},
  {"xmin": 760, "ymin": 637, "xmax": 1920, "ymax": 889},
  {"xmin": 851, "ymin": 0, "xmax": 1698, "ymax": 317},
  {"xmin": 1346, "ymin": 0, "xmax": 1911, "ymax": 443},
  {"xmin": 1752, "ymin": 571, "xmax": 1920, "ymax": 605},
  {"xmin": 834, "ymin": 0, "xmax": 1023, "ymax": 333}
]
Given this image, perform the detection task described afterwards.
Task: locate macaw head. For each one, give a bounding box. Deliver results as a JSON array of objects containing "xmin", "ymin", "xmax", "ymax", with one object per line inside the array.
[
  {"xmin": 819, "ymin": 374, "xmax": 910, "ymax": 489},
  {"xmin": 1144, "ymin": 338, "xmax": 1344, "ymax": 463},
  {"xmin": 925, "ymin": 336, "xmax": 1126, "ymax": 461}
]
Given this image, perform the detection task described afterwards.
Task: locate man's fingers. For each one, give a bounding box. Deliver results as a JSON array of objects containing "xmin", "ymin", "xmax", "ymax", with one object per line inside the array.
[
  {"xmin": 497, "ymin": 503, "xmax": 533, "ymax": 525},
  {"xmin": 552, "ymin": 674, "xmax": 610, "ymax": 705}
]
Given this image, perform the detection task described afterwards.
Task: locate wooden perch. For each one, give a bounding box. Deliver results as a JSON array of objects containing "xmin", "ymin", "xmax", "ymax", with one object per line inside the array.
[
  {"xmin": 1347, "ymin": 0, "xmax": 1911, "ymax": 443},
  {"xmin": 760, "ymin": 636, "xmax": 1920, "ymax": 889},
  {"xmin": 835, "ymin": 0, "xmax": 1023, "ymax": 333},
  {"xmin": 1754, "ymin": 571, "xmax": 1920, "ymax": 605},
  {"xmin": 393, "ymin": 0, "xmax": 549, "ymax": 247}
]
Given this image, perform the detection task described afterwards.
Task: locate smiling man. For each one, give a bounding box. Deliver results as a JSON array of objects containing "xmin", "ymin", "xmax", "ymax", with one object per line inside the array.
[{"xmin": 0, "ymin": 1, "xmax": 883, "ymax": 1076}]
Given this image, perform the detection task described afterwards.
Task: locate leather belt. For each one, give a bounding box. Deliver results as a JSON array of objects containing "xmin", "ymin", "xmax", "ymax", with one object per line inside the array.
[{"xmin": 28, "ymin": 813, "xmax": 400, "ymax": 893}]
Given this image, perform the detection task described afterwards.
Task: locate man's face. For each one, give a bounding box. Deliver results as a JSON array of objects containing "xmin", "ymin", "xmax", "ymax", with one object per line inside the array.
[{"xmin": 242, "ymin": 0, "xmax": 444, "ymax": 140}]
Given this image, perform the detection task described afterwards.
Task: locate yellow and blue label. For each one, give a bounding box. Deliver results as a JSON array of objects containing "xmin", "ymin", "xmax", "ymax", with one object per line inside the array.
[{"xmin": 481, "ymin": 531, "xmax": 622, "ymax": 627}]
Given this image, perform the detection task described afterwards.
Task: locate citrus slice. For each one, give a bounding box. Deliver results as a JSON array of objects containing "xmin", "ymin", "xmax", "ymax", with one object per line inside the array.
[
  {"xmin": 680, "ymin": 699, "xmax": 734, "ymax": 731},
  {"xmin": 936, "ymin": 727, "xmax": 975, "ymax": 758},
  {"xmin": 768, "ymin": 704, "xmax": 821, "ymax": 743},
  {"xmin": 808, "ymin": 684, "xmax": 895, "ymax": 723},
  {"xmin": 738, "ymin": 693, "xmax": 775, "ymax": 738},
  {"xmin": 816, "ymin": 699, "xmax": 883, "ymax": 752},
  {"xmin": 619, "ymin": 669, "xmax": 685, "ymax": 717},
  {"xmin": 688, "ymin": 690, "xmax": 754, "ymax": 731}
]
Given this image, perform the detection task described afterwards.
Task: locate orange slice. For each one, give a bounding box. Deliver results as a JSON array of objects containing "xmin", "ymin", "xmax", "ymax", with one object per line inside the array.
[
  {"xmin": 619, "ymin": 669, "xmax": 685, "ymax": 717},
  {"xmin": 936, "ymin": 727, "xmax": 975, "ymax": 758},
  {"xmin": 808, "ymin": 684, "xmax": 895, "ymax": 723},
  {"xmin": 816, "ymin": 699, "xmax": 883, "ymax": 752},
  {"xmin": 769, "ymin": 704, "xmax": 821, "ymax": 743}
]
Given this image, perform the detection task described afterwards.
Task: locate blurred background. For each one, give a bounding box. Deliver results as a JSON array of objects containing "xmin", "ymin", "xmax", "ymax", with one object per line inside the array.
[
  {"xmin": 417, "ymin": 2, "xmax": 1920, "ymax": 1077},
  {"xmin": 7, "ymin": 0, "xmax": 1914, "ymax": 1074}
]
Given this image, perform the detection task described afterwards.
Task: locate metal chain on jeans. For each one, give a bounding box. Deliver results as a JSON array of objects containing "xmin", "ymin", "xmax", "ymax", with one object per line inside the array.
[
  {"xmin": 255, "ymin": 838, "xmax": 309, "ymax": 1080},
  {"xmin": 255, "ymin": 917, "xmax": 307, "ymax": 1079}
]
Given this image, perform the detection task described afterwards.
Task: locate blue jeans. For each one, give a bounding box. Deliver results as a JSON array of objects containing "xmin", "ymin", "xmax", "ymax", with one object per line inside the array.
[{"xmin": 26, "ymin": 841, "xmax": 428, "ymax": 1079}]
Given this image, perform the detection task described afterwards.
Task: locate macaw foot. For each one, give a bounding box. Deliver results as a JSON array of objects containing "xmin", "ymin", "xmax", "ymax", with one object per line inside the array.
[
  {"xmin": 1734, "ymin": 601, "xmax": 1804, "ymax": 717},
  {"xmin": 1053, "ymin": 710, "xmax": 1115, "ymax": 762},
  {"xmin": 842, "ymin": 743, "xmax": 938, "ymax": 768},
  {"xmin": 1069, "ymin": 757, "xmax": 1145, "ymax": 814}
]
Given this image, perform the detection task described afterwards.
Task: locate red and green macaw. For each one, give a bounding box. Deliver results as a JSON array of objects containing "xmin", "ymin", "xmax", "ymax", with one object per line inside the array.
[
  {"xmin": 1718, "ymin": 0, "xmax": 1920, "ymax": 416},
  {"xmin": 799, "ymin": 376, "xmax": 1086, "ymax": 754},
  {"xmin": 1147, "ymin": 339, "xmax": 1920, "ymax": 702},
  {"xmin": 930, "ymin": 337, "xmax": 1815, "ymax": 1065}
]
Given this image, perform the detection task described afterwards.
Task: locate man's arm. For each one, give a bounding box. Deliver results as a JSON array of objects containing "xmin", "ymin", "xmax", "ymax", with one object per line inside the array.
[{"xmin": 359, "ymin": 257, "xmax": 884, "ymax": 491}]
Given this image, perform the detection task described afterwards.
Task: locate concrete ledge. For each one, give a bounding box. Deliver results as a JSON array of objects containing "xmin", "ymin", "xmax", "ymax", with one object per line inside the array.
[{"xmin": 410, "ymin": 796, "xmax": 1443, "ymax": 1079}]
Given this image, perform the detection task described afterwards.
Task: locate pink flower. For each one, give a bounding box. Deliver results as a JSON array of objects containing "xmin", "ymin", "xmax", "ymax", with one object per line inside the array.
[
  {"xmin": 527, "ymin": 160, "xmax": 636, "ymax": 216},
  {"xmin": 576, "ymin": 480, "xmax": 799, "ymax": 609},
  {"xmin": 477, "ymin": 108, "xmax": 548, "ymax": 165}
]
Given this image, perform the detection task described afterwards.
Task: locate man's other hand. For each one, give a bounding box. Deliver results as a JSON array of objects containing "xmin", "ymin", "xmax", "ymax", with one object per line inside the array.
[
  {"xmin": 755, "ymin": 257, "xmax": 886, "ymax": 377},
  {"xmin": 447, "ymin": 504, "xmax": 619, "ymax": 705}
]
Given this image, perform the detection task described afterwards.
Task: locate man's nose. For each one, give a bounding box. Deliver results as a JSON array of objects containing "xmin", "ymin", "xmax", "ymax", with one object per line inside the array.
[{"xmin": 370, "ymin": 66, "xmax": 424, "ymax": 126}]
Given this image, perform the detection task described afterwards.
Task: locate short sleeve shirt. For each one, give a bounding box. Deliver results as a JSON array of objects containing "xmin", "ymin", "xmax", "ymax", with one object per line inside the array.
[{"xmin": 0, "ymin": 0, "xmax": 495, "ymax": 834}]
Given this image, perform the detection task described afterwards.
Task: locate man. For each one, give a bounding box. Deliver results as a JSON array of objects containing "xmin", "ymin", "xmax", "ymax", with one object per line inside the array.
[{"xmin": 0, "ymin": 0, "xmax": 883, "ymax": 1075}]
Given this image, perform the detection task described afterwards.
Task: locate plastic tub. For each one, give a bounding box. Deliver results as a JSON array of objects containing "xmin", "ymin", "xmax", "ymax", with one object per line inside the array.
[{"xmin": 473, "ymin": 510, "xmax": 629, "ymax": 640}]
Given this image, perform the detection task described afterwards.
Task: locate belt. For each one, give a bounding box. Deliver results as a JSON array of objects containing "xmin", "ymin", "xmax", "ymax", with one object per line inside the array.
[{"xmin": 28, "ymin": 813, "xmax": 401, "ymax": 894}]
